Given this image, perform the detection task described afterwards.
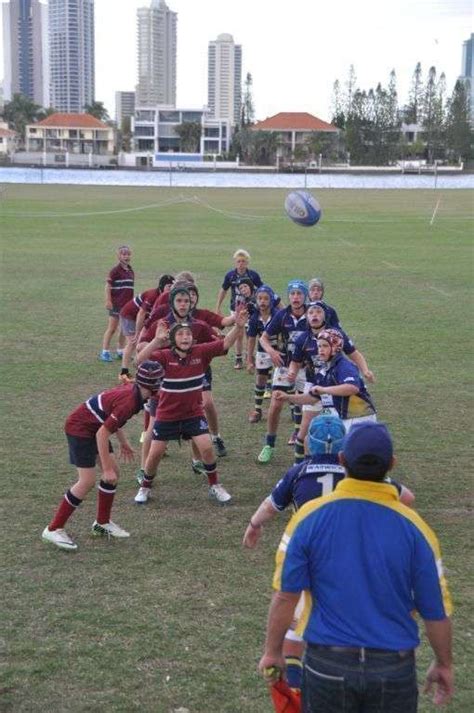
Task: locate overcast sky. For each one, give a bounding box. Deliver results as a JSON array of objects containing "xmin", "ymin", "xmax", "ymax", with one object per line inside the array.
[{"xmin": 1, "ymin": 0, "xmax": 473, "ymax": 119}]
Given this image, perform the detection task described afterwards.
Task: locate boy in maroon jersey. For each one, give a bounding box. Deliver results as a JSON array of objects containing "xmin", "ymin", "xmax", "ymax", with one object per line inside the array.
[
  {"xmin": 134, "ymin": 310, "xmax": 246, "ymax": 506},
  {"xmin": 99, "ymin": 245, "xmax": 135, "ymax": 363},
  {"xmin": 119, "ymin": 274, "xmax": 174, "ymax": 381},
  {"xmin": 42, "ymin": 362, "xmax": 164, "ymax": 551}
]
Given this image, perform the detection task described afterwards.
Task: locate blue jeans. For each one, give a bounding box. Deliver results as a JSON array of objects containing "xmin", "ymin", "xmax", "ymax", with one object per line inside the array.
[{"xmin": 303, "ymin": 645, "xmax": 418, "ymax": 713}]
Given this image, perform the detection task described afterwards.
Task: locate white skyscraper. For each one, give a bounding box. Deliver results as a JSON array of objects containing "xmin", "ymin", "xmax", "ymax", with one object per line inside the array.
[
  {"xmin": 48, "ymin": 0, "xmax": 95, "ymax": 112},
  {"xmin": 207, "ymin": 33, "xmax": 242, "ymax": 126},
  {"xmin": 459, "ymin": 33, "xmax": 474, "ymax": 125},
  {"xmin": 136, "ymin": 0, "xmax": 177, "ymax": 107},
  {"xmin": 2, "ymin": 0, "xmax": 49, "ymax": 106}
]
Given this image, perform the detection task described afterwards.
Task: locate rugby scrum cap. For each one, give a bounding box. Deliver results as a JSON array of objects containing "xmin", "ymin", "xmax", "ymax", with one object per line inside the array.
[
  {"xmin": 343, "ymin": 422, "xmax": 393, "ymax": 479},
  {"xmin": 287, "ymin": 279, "xmax": 308, "ymax": 297},
  {"xmin": 169, "ymin": 321, "xmax": 193, "ymax": 347},
  {"xmin": 236, "ymin": 276, "xmax": 255, "ymax": 290},
  {"xmin": 135, "ymin": 361, "xmax": 164, "ymax": 392},
  {"xmin": 308, "ymin": 414, "xmax": 346, "ymax": 456},
  {"xmin": 256, "ymin": 284, "xmax": 275, "ymax": 300},
  {"xmin": 309, "ymin": 277, "xmax": 325, "ymax": 294},
  {"xmin": 158, "ymin": 274, "xmax": 174, "ymax": 292}
]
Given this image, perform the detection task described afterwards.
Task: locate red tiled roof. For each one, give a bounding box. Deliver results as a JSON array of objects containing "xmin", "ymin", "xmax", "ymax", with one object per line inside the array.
[
  {"xmin": 252, "ymin": 112, "xmax": 337, "ymax": 132},
  {"xmin": 34, "ymin": 113, "xmax": 109, "ymax": 128},
  {"xmin": 0, "ymin": 128, "xmax": 16, "ymax": 137}
]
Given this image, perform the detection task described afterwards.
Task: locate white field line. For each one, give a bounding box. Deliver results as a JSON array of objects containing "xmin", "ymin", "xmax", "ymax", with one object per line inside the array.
[
  {"xmin": 381, "ymin": 260, "xmax": 400, "ymax": 269},
  {"xmin": 430, "ymin": 197, "xmax": 441, "ymax": 225},
  {"xmin": 3, "ymin": 196, "xmax": 191, "ymax": 219},
  {"xmin": 337, "ymin": 238, "xmax": 356, "ymax": 247},
  {"xmin": 427, "ymin": 285, "xmax": 451, "ymax": 297}
]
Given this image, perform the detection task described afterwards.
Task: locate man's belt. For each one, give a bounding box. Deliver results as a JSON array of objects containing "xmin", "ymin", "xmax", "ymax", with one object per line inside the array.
[{"xmin": 309, "ymin": 644, "xmax": 413, "ymax": 659}]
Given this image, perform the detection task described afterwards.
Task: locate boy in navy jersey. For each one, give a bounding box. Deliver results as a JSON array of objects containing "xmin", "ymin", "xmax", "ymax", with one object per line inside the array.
[
  {"xmin": 257, "ymin": 280, "xmax": 308, "ymax": 464},
  {"xmin": 134, "ymin": 308, "xmax": 247, "ymax": 506},
  {"xmin": 246, "ymin": 285, "xmax": 279, "ymax": 423},
  {"xmin": 288, "ymin": 302, "xmax": 374, "ymax": 463},
  {"xmin": 278, "ymin": 328, "xmax": 377, "ymax": 430},
  {"xmin": 215, "ymin": 249, "xmax": 263, "ymax": 369},
  {"xmin": 42, "ymin": 362, "xmax": 163, "ymax": 551},
  {"xmin": 99, "ymin": 245, "xmax": 134, "ymax": 362}
]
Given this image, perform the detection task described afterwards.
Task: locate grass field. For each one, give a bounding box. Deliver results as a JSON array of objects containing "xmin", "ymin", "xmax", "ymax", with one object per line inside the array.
[{"xmin": 1, "ymin": 183, "xmax": 473, "ymax": 712}]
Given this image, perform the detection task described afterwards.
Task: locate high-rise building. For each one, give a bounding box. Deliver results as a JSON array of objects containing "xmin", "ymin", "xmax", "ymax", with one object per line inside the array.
[
  {"xmin": 459, "ymin": 33, "xmax": 474, "ymax": 124},
  {"xmin": 48, "ymin": 0, "xmax": 95, "ymax": 113},
  {"xmin": 115, "ymin": 91, "xmax": 136, "ymax": 126},
  {"xmin": 2, "ymin": 0, "xmax": 49, "ymax": 106},
  {"xmin": 207, "ymin": 33, "xmax": 242, "ymax": 126},
  {"xmin": 136, "ymin": 0, "xmax": 177, "ymax": 107}
]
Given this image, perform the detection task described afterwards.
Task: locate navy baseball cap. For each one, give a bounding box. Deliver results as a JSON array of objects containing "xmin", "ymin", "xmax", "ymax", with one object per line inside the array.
[{"xmin": 343, "ymin": 422, "xmax": 393, "ymax": 480}]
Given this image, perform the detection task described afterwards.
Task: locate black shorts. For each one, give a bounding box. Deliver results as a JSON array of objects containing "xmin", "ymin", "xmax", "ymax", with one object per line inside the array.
[
  {"xmin": 202, "ymin": 366, "xmax": 212, "ymax": 392},
  {"xmin": 152, "ymin": 416, "xmax": 209, "ymax": 442},
  {"xmin": 66, "ymin": 434, "xmax": 113, "ymax": 468}
]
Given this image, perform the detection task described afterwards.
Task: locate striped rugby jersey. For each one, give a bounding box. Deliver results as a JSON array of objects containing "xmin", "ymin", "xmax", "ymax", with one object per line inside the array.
[
  {"xmin": 65, "ymin": 384, "xmax": 144, "ymax": 438},
  {"xmin": 120, "ymin": 288, "xmax": 159, "ymax": 320},
  {"xmin": 151, "ymin": 341, "xmax": 227, "ymax": 421},
  {"xmin": 107, "ymin": 263, "xmax": 134, "ymax": 309}
]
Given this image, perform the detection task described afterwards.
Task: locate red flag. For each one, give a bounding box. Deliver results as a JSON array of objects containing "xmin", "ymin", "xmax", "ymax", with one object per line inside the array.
[{"xmin": 270, "ymin": 679, "xmax": 301, "ymax": 713}]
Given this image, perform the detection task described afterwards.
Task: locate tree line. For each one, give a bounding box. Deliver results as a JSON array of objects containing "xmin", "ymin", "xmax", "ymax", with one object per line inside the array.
[{"xmin": 2, "ymin": 64, "xmax": 472, "ymax": 166}]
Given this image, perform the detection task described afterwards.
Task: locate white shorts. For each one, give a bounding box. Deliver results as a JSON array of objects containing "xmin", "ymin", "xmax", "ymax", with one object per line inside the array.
[
  {"xmin": 302, "ymin": 381, "xmax": 323, "ymax": 413},
  {"xmin": 272, "ymin": 367, "xmax": 306, "ymax": 392},
  {"xmin": 255, "ymin": 351, "xmax": 273, "ymax": 371},
  {"xmin": 344, "ymin": 413, "xmax": 377, "ymax": 430}
]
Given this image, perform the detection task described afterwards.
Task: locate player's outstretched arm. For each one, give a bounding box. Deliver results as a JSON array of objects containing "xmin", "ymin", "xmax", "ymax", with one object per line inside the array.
[
  {"xmin": 349, "ymin": 349, "xmax": 375, "ymax": 382},
  {"xmin": 223, "ymin": 308, "xmax": 246, "ymax": 351},
  {"xmin": 243, "ymin": 498, "xmax": 277, "ymax": 548}
]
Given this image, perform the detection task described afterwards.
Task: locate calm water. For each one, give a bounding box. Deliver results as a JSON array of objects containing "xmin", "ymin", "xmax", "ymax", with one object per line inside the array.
[{"xmin": 1, "ymin": 166, "xmax": 473, "ymax": 190}]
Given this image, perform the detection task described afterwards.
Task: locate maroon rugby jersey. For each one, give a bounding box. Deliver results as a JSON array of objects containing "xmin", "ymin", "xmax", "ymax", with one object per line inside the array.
[
  {"xmin": 192, "ymin": 308, "xmax": 225, "ymax": 330},
  {"xmin": 141, "ymin": 314, "xmax": 215, "ymax": 345},
  {"xmin": 65, "ymin": 384, "xmax": 144, "ymax": 438},
  {"xmin": 120, "ymin": 288, "xmax": 159, "ymax": 320},
  {"xmin": 150, "ymin": 341, "xmax": 227, "ymax": 421},
  {"xmin": 107, "ymin": 263, "xmax": 135, "ymax": 309}
]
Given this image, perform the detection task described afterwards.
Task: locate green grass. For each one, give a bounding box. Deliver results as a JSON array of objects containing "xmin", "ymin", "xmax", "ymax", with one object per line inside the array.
[{"xmin": 1, "ymin": 184, "xmax": 473, "ymax": 712}]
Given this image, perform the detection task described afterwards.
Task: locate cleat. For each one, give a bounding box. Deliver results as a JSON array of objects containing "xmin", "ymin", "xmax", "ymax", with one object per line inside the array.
[
  {"xmin": 98, "ymin": 351, "xmax": 113, "ymax": 362},
  {"xmin": 248, "ymin": 410, "xmax": 262, "ymax": 423},
  {"xmin": 42, "ymin": 526, "xmax": 77, "ymax": 551},
  {"xmin": 135, "ymin": 468, "xmax": 146, "ymax": 485},
  {"xmin": 191, "ymin": 459, "xmax": 207, "ymax": 475},
  {"xmin": 213, "ymin": 436, "xmax": 227, "ymax": 457},
  {"xmin": 234, "ymin": 357, "xmax": 244, "ymax": 370},
  {"xmin": 113, "ymin": 351, "xmax": 123, "ymax": 360},
  {"xmin": 135, "ymin": 487, "xmax": 151, "ymax": 504},
  {"xmin": 209, "ymin": 483, "xmax": 232, "ymax": 504},
  {"xmin": 139, "ymin": 431, "xmax": 147, "ymax": 444},
  {"xmin": 287, "ymin": 430, "xmax": 299, "ymax": 446},
  {"xmin": 92, "ymin": 520, "xmax": 130, "ymax": 538},
  {"xmin": 263, "ymin": 389, "xmax": 272, "ymax": 399},
  {"xmin": 257, "ymin": 444, "xmax": 274, "ymax": 464}
]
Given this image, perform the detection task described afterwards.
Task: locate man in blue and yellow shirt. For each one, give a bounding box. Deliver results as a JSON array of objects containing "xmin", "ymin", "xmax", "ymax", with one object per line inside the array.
[{"xmin": 259, "ymin": 422, "xmax": 454, "ymax": 712}]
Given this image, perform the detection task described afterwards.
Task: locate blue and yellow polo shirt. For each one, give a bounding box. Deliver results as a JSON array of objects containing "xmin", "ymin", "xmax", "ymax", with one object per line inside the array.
[{"xmin": 273, "ymin": 478, "xmax": 452, "ymax": 651}]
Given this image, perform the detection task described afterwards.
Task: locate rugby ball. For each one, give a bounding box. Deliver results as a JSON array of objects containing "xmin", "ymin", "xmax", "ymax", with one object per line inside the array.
[{"xmin": 285, "ymin": 191, "xmax": 321, "ymax": 227}]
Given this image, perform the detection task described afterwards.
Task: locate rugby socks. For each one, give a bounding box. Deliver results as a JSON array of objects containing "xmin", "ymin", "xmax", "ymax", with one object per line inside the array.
[
  {"xmin": 96, "ymin": 480, "xmax": 116, "ymax": 525},
  {"xmin": 48, "ymin": 489, "xmax": 82, "ymax": 530},
  {"xmin": 285, "ymin": 656, "xmax": 303, "ymax": 690},
  {"xmin": 141, "ymin": 472, "xmax": 155, "ymax": 489},
  {"xmin": 204, "ymin": 462, "xmax": 218, "ymax": 486},
  {"xmin": 254, "ymin": 385, "xmax": 265, "ymax": 413},
  {"xmin": 265, "ymin": 434, "xmax": 276, "ymax": 448},
  {"xmin": 293, "ymin": 404, "xmax": 302, "ymax": 428},
  {"xmin": 294, "ymin": 438, "xmax": 305, "ymax": 464}
]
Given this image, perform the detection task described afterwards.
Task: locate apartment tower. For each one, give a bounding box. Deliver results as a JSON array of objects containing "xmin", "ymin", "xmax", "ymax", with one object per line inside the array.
[
  {"xmin": 48, "ymin": 0, "xmax": 95, "ymax": 112},
  {"xmin": 2, "ymin": 0, "xmax": 49, "ymax": 105},
  {"xmin": 136, "ymin": 0, "xmax": 177, "ymax": 106},
  {"xmin": 207, "ymin": 33, "xmax": 242, "ymax": 126}
]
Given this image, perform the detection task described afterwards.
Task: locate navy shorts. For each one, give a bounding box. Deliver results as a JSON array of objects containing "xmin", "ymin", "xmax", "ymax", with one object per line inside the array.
[
  {"xmin": 202, "ymin": 366, "xmax": 212, "ymax": 392},
  {"xmin": 66, "ymin": 434, "xmax": 113, "ymax": 468},
  {"xmin": 152, "ymin": 416, "xmax": 209, "ymax": 442}
]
